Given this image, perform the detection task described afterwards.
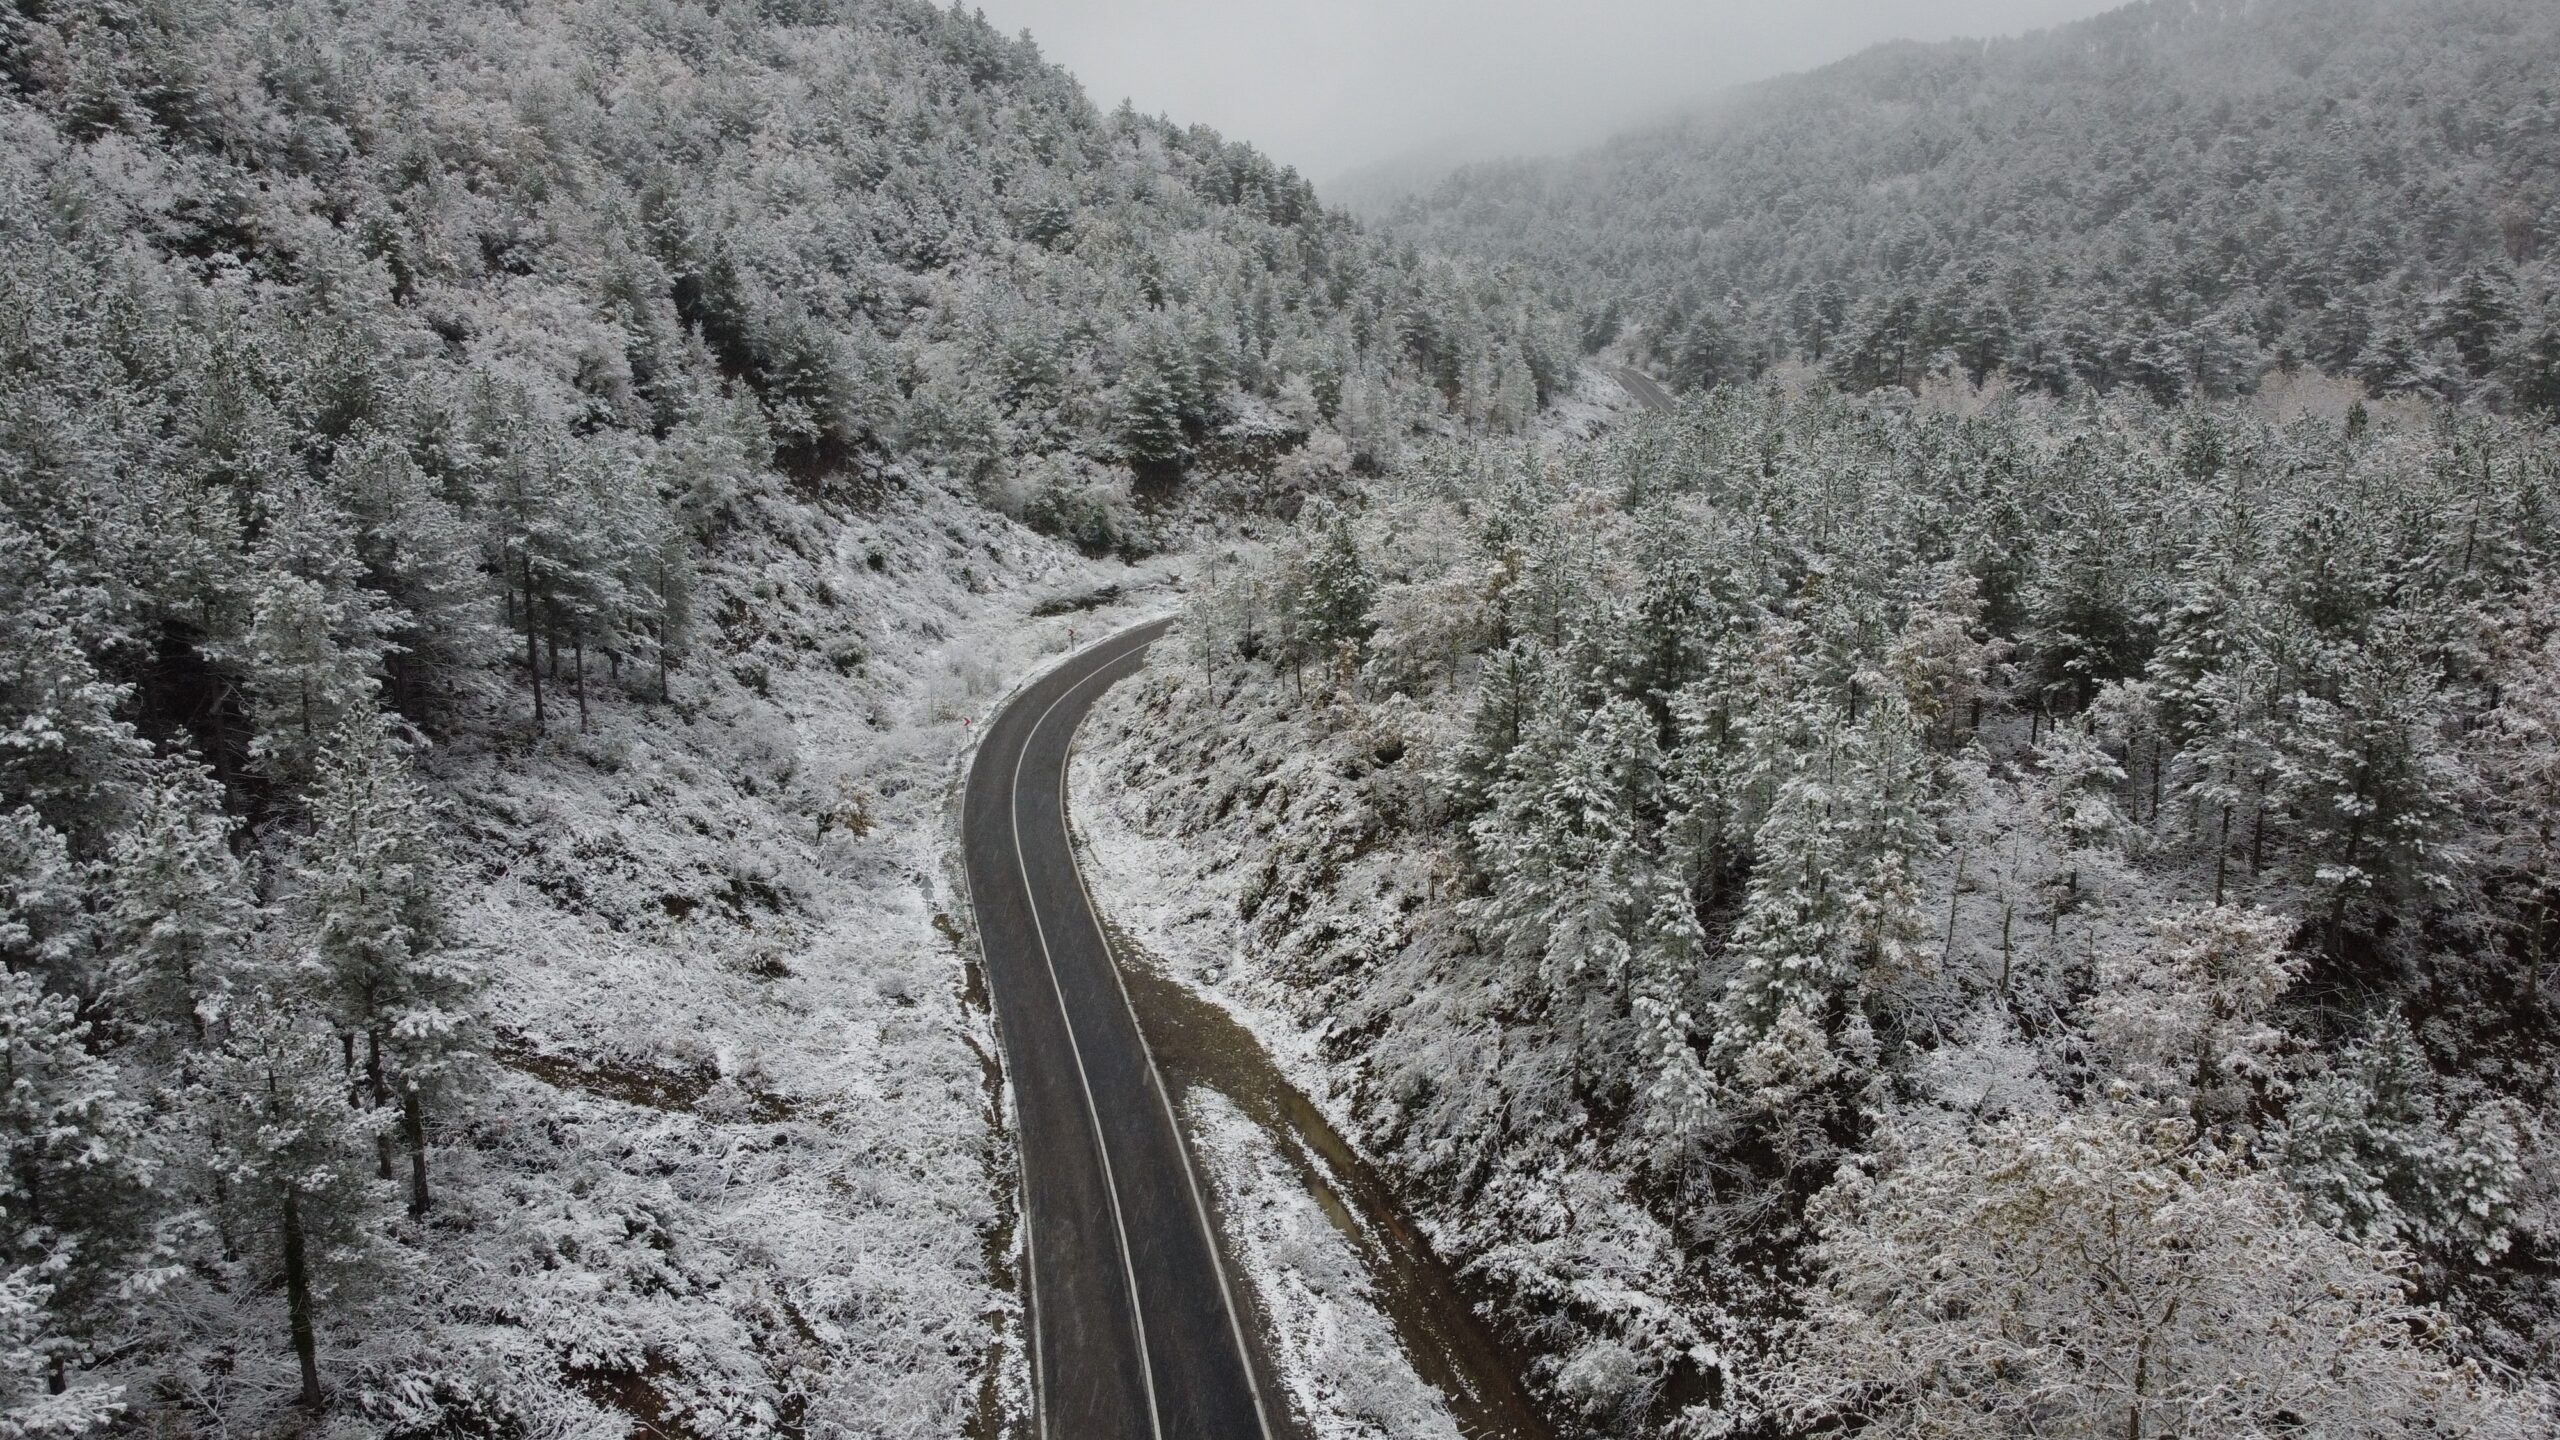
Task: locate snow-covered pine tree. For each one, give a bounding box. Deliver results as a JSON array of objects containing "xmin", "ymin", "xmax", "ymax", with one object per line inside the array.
[
  {"xmin": 2275, "ymin": 619, "xmax": 2473, "ymax": 951},
  {"xmin": 0, "ymin": 970, "xmax": 163, "ymax": 1408},
  {"xmin": 2482, "ymin": 582, "xmax": 2560, "ymax": 1009},
  {"xmin": 1115, "ymin": 343, "xmax": 1191, "ymax": 480},
  {"xmin": 103, "ymin": 764, "xmax": 249, "ymax": 1049},
  {"xmin": 286, "ymin": 711, "xmax": 478, "ymax": 1216},
  {"xmin": 329, "ymin": 431, "xmax": 494, "ymax": 720},
  {"xmin": 222, "ymin": 474, "xmax": 394, "ymax": 783},
  {"xmin": 1277, "ymin": 498, "xmax": 1375, "ymax": 691},
  {"xmin": 1830, "ymin": 694, "xmax": 1938, "ymax": 987},
  {"xmin": 1715, "ymin": 718, "xmax": 1851, "ymax": 1106},
  {"xmin": 2029, "ymin": 710, "xmax": 2131, "ymax": 902},
  {"xmin": 0, "ymin": 563, "xmax": 147, "ymax": 850},
  {"xmin": 1883, "ymin": 566, "xmax": 2002, "ymax": 751},
  {"xmin": 192, "ymin": 1004, "xmax": 387, "ymax": 1411},
  {"xmin": 2281, "ymin": 1017, "xmax": 2528, "ymax": 1269}
]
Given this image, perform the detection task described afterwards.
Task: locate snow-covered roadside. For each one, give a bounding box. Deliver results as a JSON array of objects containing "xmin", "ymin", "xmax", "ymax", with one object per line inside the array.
[
  {"xmin": 1183, "ymin": 1091, "xmax": 1463, "ymax": 1440},
  {"xmin": 1067, "ymin": 694, "xmax": 1347, "ymax": 1136},
  {"xmin": 1062, "ymin": 358, "xmax": 1634, "ymax": 1107},
  {"xmin": 1071, "ymin": 676, "xmax": 1552, "ymax": 1440},
  {"xmin": 1073, "ymin": 648, "xmax": 1730, "ymax": 1433},
  {"xmin": 418, "ymin": 473, "xmax": 1186, "ymax": 1438}
]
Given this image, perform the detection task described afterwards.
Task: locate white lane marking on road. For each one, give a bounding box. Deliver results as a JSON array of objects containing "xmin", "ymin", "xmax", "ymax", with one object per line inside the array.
[
  {"xmin": 1012, "ymin": 630, "xmax": 1167, "ymax": 1440},
  {"xmin": 1060, "ymin": 656, "xmax": 1280, "ymax": 1440},
  {"xmin": 960, "ymin": 715, "xmax": 1051, "ymax": 1436}
]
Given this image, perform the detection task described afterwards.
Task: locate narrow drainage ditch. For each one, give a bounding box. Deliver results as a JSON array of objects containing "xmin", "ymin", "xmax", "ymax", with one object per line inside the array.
[
  {"xmin": 941, "ymin": 909, "xmax": 1025, "ymax": 1440},
  {"xmin": 1106, "ymin": 922, "xmax": 1555, "ymax": 1440}
]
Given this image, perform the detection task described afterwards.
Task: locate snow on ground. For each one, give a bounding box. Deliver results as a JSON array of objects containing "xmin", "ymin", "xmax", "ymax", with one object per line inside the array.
[
  {"xmin": 1068, "ymin": 698, "xmax": 1345, "ymax": 1132},
  {"xmin": 403, "ymin": 368, "xmax": 1626, "ymax": 1436},
  {"xmin": 1065, "ymin": 607, "xmax": 2418, "ymax": 1432},
  {"xmin": 1536, "ymin": 365, "xmax": 1637, "ymax": 447},
  {"xmin": 1070, "ymin": 641, "xmax": 1749, "ymax": 1427},
  {"xmin": 1072, "ymin": 670, "xmax": 1479, "ymax": 1439},
  {"xmin": 415, "ymin": 471, "xmax": 1187, "ymax": 1438},
  {"xmin": 1182, "ymin": 1090, "xmax": 1464, "ymax": 1440}
]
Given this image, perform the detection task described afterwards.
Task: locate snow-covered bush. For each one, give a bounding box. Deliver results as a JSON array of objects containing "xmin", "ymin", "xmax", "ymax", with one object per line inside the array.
[{"xmin": 1776, "ymin": 1113, "xmax": 2550, "ymax": 1439}]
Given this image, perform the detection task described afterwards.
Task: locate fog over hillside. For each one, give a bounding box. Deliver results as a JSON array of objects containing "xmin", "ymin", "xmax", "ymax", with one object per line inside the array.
[
  {"xmin": 1387, "ymin": 0, "xmax": 2560, "ymax": 411},
  {"xmin": 2, "ymin": 1, "xmax": 2556, "ymax": 1437},
  {"xmin": 970, "ymin": 0, "xmax": 2127, "ymax": 180}
]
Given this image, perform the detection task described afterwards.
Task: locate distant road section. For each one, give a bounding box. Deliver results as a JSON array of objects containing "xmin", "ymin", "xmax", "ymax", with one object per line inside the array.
[
  {"xmin": 961, "ymin": 620, "xmax": 1277, "ymax": 1440},
  {"xmin": 1604, "ymin": 363, "xmax": 1678, "ymax": 414}
]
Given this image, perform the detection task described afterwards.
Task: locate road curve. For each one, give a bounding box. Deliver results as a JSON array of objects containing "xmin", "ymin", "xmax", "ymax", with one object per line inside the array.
[
  {"xmin": 1603, "ymin": 362, "xmax": 1678, "ymax": 414},
  {"xmin": 961, "ymin": 619, "xmax": 1277, "ymax": 1440}
]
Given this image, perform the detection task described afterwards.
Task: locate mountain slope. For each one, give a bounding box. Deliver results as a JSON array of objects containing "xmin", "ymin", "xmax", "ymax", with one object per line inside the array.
[
  {"xmin": 1088, "ymin": 388, "xmax": 2560, "ymax": 1438},
  {"xmin": 0, "ymin": 0, "xmax": 1561, "ymax": 1432},
  {"xmin": 1387, "ymin": 0, "xmax": 2560, "ymax": 406}
]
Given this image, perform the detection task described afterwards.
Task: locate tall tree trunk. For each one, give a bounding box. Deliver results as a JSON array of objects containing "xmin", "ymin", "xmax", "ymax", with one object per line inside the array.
[
  {"xmin": 2521, "ymin": 897, "xmax": 2545, "ymax": 1015},
  {"xmin": 208, "ymin": 682, "xmax": 237, "ymax": 796},
  {"xmin": 1999, "ymin": 897, "xmax": 2015, "ymax": 997},
  {"xmin": 2329, "ymin": 826, "xmax": 2365, "ymax": 957},
  {"xmin": 2214, "ymin": 804, "xmax": 2231, "ymax": 907},
  {"xmin": 2127, "ymin": 1299, "xmax": 2177, "ymax": 1440},
  {"xmin": 524, "ymin": 558, "xmax": 546, "ymax": 733},
  {"xmin": 283, "ymin": 1186, "xmax": 322, "ymax": 1409},
  {"xmin": 210, "ymin": 1122, "xmax": 236, "ymax": 1261},
  {"xmin": 574, "ymin": 637, "xmax": 590, "ymax": 733},
  {"xmin": 1942, "ymin": 847, "xmax": 1967, "ymax": 966},
  {"xmin": 367, "ymin": 1030, "xmax": 394, "ymax": 1181},
  {"xmin": 402, "ymin": 1087, "xmax": 433, "ymax": 1216}
]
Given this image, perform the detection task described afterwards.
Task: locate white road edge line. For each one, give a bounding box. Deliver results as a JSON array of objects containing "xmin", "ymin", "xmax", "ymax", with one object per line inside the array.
[
  {"xmin": 1058, "ymin": 639, "xmax": 1281, "ymax": 1440},
  {"xmin": 959, "ymin": 714, "xmax": 1050, "ymax": 1437},
  {"xmin": 1011, "ymin": 629, "xmax": 1167, "ymax": 1440},
  {"xmin": 962, "ymin": 623, "xmax": 1172, "ymax": 1440}
]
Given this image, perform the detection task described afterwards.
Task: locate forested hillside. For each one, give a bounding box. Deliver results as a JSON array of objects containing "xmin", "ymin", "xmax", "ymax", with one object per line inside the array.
[
  {"xmin": 1385, "ymin": 0, "xmax": 2560, "ymax": 409},
  {"xmin": 1088, "ymin": 388, "xmax": 2560, "ymax": 1435},
  {"xmin": 0, "ymin": 0, "xmax": 1556, "ymax": 1431}
]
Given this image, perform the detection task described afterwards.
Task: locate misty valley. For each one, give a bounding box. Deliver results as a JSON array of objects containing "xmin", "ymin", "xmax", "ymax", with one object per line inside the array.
[{"xmin": 1, "ymin": 1, "xmax": 2557, "ymax": 1437}]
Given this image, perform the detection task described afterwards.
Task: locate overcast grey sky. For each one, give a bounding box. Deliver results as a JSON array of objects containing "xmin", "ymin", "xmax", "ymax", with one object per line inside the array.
[{"xmin": 968, "ymin": 0, "xmax": 2127, "ymax": 183}]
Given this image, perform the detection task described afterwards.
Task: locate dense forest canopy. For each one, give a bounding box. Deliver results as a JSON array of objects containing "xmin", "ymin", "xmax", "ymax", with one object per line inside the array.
[
  {"xmin": 10, "ymin": 0, "xmax": 2560, "ymax": 1433},
  {"xmin": 1126, "ymin": 385, "xmax": 2560, "ymax": 1435},
  {"xmin": 1094, "ymin": 2, "xmax": 2560, "ymax": 1427},
  {"xmin": 0, "ymin": 0, "xmax": 1559, "ymax": 1430},
  {"xmin": 1385, "ymin": 0, "xmax": 2560, "ymax": 409}
]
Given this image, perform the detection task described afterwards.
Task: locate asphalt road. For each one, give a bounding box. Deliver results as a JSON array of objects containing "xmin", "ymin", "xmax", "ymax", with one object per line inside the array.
[
  {"xmin": 961, "ymin": 618, "xmax": 1276, "ymax": 1440},
  {"xmin": 1604, "ymin": 362, "xmax": 1678, "ymax": 414}
]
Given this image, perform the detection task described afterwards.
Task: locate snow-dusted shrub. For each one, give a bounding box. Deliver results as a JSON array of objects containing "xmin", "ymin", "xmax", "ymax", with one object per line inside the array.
[
  {"xmin": 2087, "ymin": 902, "xmax": 2301, "ymax": 1127},
  {"xmin": 1776, "ymin": 1112, "xmax": 2550, "ymax": 1438}
]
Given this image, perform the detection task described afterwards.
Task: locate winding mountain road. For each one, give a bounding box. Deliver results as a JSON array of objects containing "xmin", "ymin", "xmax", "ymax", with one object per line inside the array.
[
  {"xmin": 961, "ymin": 619, "xmax": 1277, "ymax": 1440},
  {"xmin": 1605, "ymin": 362, "xmax": 1678, "ymax": 414}
]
